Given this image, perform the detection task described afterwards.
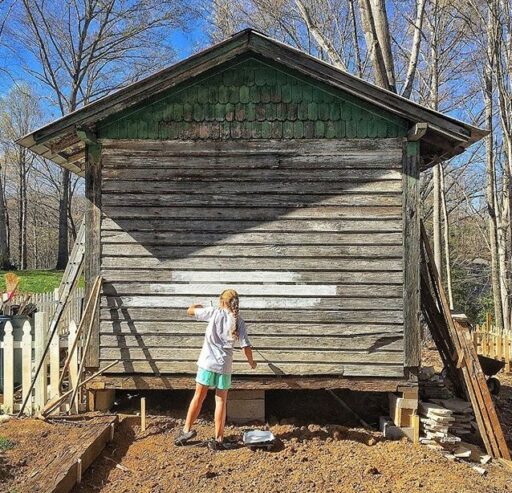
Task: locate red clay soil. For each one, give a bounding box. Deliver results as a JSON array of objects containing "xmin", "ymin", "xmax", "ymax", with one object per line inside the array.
[
  {"xmin": 0, "ymin": 416, "xmax": 106, "ymax": 493},
  {"xmin": 72, "ymin": 417, "xmax": 511, "ymax": 493}
]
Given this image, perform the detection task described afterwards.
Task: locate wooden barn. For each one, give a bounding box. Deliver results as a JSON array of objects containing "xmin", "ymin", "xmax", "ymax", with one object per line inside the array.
[{"xmin": 18, "ymin": 30, "xmax": 486, "ymax": 414}]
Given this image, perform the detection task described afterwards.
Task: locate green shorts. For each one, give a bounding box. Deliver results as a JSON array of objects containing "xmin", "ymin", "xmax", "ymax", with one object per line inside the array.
[{"xmin": 196, "ymin": 367, "xmax": 232, "ymax": 390}]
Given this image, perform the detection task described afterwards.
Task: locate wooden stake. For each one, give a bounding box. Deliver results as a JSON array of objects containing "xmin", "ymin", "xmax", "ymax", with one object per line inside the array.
[{"xmin": 141, "ymin": 397, "xmax": 146, "ymax": 432}]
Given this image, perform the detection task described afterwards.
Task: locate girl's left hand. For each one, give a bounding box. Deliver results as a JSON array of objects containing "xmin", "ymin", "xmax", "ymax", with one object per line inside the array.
[{"xmin": 249, "ymin": 361, "xmax": 257, "ymax": 369}]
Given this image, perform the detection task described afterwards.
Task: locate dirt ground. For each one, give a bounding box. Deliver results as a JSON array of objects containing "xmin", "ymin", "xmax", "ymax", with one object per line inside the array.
[{"xmin": 1, "ymin": 348, "xmax": 512, "ymax": 493}]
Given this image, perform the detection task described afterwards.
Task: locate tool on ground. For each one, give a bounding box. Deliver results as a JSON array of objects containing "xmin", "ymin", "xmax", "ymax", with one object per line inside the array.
[{"xmin": 243, "ymin": 430, "xmax": 275, "ymax": 449}]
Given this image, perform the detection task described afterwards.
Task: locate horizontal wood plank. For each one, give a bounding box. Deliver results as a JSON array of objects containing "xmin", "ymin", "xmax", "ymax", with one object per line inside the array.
[
  {"xmin": 99, "ymin": 308, "xmax": 404, "ymax": 323},
  {"xmin": 99, "ymin": 359, "xmax": 405, "ymax": 376},
  {"xmin": 102, "ymin": 205, "xmax": 402, "ymax": 220},
  {"xmin": 101, "ymin": 230, "xmax": 403, "ymax": 246},
  {"xmin": 101, "ymin": 217, "xmax": 402, "ymax": 233},
  {"xmin": 102, "ymin": 167, "xmax": 401, "ymax": 182},
  {"xmin": 102, "ymin": 179, "xmax": 402, "ymax": 194},
  {"xmin": 99, "ymin": 321, "xmax": 403, "ymax": 336},
  {"xmin": 102, "ymin": 192, "xmax": 402, "ymax": 208},
  {"xmin": 100, "ymin": 269, "xmax": 403, "ymax": 284},
  {"xmin": 101, "ymin": 243, "xmax": 402, "ymax": 258},
  {"xmin": 101, "ymin": 257, "xmax": 403, "ymax": 271},
  {"xmin": 101, "ymin": 282, "xmax": 403, "ymax": 297},
  {"xmin": 100, "ymin": 294, "xmax": 403, "ymax": 310},
  {"xmin": 101, "ymin": 138, "xmax": 404, "ymax": 155},
  {"xmin": 99, "ymin": 347, "xmax": 403, "ymax": 363},
  {"xmin": 100, "ymin": 334, "xmax": 402, "ymax": 351}
]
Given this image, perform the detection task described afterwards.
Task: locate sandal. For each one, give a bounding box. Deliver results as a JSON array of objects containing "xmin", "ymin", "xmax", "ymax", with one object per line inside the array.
[{"xmin": 174, "ymin": 429, "xmax": 197, "ymax": 446}]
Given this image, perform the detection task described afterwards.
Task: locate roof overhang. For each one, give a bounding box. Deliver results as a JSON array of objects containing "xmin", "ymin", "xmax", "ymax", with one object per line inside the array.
[{"xmin": 16, "ymin": 29, "xmax": 487, "ymax": 176}]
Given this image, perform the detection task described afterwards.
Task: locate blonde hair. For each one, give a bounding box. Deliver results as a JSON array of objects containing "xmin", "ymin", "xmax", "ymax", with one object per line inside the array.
[{"xmin": 220, "ymin": 289, "xmax": 240, "ymax": 339}]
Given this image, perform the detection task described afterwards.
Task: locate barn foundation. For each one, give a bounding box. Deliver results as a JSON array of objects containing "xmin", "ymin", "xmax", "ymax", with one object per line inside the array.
[{"xmin": 88, "ymin": 389, "xmax": 116, "ymax": 412}]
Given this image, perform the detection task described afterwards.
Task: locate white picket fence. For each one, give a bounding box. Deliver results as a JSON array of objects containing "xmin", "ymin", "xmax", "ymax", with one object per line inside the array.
[
  {"xmin": 10, "ymin": 288, "xmax": 84, "ymax": 335},
  {"xmin": 1, "ymin": 314, "xmax": 83, "ymax": 415}
]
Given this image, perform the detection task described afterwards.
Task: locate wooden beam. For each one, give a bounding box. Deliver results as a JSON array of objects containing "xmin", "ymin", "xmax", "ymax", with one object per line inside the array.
[
  {"xmin": 76, "ymin": 126, "xmax": 98, "ymax": 146},
  {"xmin": 407, "ymin": 123, "xmax": 428, "ymax": 141},
  {"xmin": 86, "ymin": 375, "xmax": 415, "ymax": 392},
  {"xmin": 84, "ymin": 143, "xmax": 102, "ymax": 368},
  {"xmin": 403, "ymin": 140, "xmax": 421, "ymax": 368}
]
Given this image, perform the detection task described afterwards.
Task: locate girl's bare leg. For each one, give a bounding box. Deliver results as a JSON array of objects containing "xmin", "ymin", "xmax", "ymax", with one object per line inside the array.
[
  {"xmin": 183, "ymin": 383, "xmax": 209, "ymax": 432},
  {"xmin": 214, "ymin": 389, "xmax": 228, "ymax": 441}
]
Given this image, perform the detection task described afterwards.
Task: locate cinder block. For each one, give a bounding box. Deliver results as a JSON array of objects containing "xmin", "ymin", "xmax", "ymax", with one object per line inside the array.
[
  {"xmin": 88, "ymin": 389, "xmax": 115, "ymax": 412},
  {"xmin": 227, "ymin": 391, "xmax": 265, "ymax": 424}
]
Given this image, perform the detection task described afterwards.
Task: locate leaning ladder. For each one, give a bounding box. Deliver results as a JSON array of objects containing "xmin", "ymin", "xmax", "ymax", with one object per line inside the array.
[{"xmin": 18, "ymin": 219, "xmax": 86, "ymax": 416}]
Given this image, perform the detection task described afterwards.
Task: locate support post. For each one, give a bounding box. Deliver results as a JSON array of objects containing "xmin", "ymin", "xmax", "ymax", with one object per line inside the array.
[
  {"xmin": 403, "ymin": 139, "xmax": 421, "ymax": 369},
  {"xmin": 2, "ymin": 321, "xmax": 14, "ymax": 414},
  {"xmin": 84, "ymin": 141, "xmax": 102, "ymax": 368},
  {"xmin": 49, "ymin": 320, "xmax": 60, "ymax": 402},
  {"xmin": 21, "ymin": 320, "xmax": 32, "ymax": 415},
  {"xmin": 34, "ymin": 312, "xmax": 48, "ymax": 413},
  {"xmin": 141, "ymin": 397, "xmax": 146, "ymax": 432},
  {"xmin": 68, "ymin": 321, "xmax": 79, "ymax": 413}
]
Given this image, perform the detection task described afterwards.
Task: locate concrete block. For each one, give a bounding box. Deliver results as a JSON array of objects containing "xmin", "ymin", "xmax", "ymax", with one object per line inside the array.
[
  {"xmin": 227, "ymin": 390, "xmax": 265, "ymax": 424},
  {"xmin": 88, "ymin": 389, "xmax": 115, "ymax": 412}
]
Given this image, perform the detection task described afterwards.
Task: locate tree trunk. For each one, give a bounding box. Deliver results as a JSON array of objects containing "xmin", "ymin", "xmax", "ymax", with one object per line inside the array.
[
  {"xmin": 485, "ymin": 2, "xmax": 505, "ymax": 330},
  {"xmin": 0, "ymin": 169, "xmax": 10, "ymax": 269},
  {"xmin": 55, "ymin": 168, "xmax": 70, "ymax": 270}
]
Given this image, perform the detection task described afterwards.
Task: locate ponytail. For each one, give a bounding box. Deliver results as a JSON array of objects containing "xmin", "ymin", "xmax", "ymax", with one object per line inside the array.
[{"xmin": 220, "ymin": 289, "xmax": 240, "ymax": 339}]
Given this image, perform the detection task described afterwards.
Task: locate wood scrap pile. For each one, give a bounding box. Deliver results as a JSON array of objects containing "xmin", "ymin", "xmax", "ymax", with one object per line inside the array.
[
  {"xmin": 419, "ymin": 401, "xmax": 460, "ymax": 445},
  {"xmin": 431, "ymin": 398, "xmax": 475, "ymax": 436}
]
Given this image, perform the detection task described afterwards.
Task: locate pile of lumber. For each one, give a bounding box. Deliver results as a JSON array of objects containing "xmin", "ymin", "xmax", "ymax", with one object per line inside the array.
[
  {"xmin": 420, "ymin": 224, "xmax": 511, "ymax": 460},
  {"xmin": 431, "ymin": 398, "xmax": 475, "ymax": 436},
  {"xmin": 419, "ymin": 366, "xmax": 453, "ymax": 400},
  {"xmin": 419, "ymin": 401, "xmax": 460, "ymax": 445}
]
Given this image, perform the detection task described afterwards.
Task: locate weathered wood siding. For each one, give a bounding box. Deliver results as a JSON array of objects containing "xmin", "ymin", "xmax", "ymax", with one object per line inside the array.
[{"xmin": 99, "ymin": 138, "xmax": 405, "ymax": 377}]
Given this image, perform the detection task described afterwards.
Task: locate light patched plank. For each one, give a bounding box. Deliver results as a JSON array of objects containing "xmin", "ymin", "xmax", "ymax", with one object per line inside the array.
[
  {"xmin": 100, "ymin": 334, "xmax": 403, "ymax": 351},
  {"xmin": 102, "ymin": 282, "xmax": 403, "ymax": 297},
  {"xmin": 102, "ymin": 193, "xmax": 402, "ymax": 208},
  {"xmin": 100, "ymin": 269, "xmax": 404, "ymax": 284},
  {"xmin": 99, "ymin": 308, "xmax": 405, "ymax": 323},
  {"xmin": 102, "ymin": 205, "xmax": 402, "ymax": 220},
  {"xmin": 101, "ymin": 230, "xmax": 403, "ymax": 246},
  {"xmin": 102, "ymin": 179, "xmax": 402, "ymax": 194},
  {"xmin": 101, "ymin": 217, "xmax": 402, "ymax": 233},
  {"xmin": 101, "ymin": 243, "xmax": 403, "ymax": 258},
  {"xmin": 100, "ymin": 294, "xmax": 403, "ymax": 310},
  {"xmin": 99, "ymin": 347, "xmax": 403, "ymax": 363},
  {"xmin": 99, "ymin": 321, "xmax": 403, "ymax": 336},
  {"xmin": 101, "ymin": 256, "xmax": 403, "ymax": 271},
  {"xmin": 98, "ymin": 359, "xmax": 405, "ymax": 376}
]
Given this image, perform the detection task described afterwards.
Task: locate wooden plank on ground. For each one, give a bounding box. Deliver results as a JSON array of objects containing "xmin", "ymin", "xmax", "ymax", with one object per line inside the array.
[{"xmin": 24, "ymin": 415, "xmax": 117, "ymax": 493}]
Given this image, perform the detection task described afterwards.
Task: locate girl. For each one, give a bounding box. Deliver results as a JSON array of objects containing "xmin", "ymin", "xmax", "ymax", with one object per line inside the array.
[{"xmin": 174, "ymin": 289, "xmax": 257, "ymax": 450}]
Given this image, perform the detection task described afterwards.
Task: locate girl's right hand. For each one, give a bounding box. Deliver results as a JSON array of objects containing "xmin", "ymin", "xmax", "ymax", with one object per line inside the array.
[{"xmin": 249, "ymin": 361, "xmax": 257, "ymax": 369}]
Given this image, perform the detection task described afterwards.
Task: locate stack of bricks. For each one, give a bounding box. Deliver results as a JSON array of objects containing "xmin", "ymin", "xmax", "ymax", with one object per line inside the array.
[{"xmin": 381, "ymin": 387, "xmax": 420, "ymax": 443}]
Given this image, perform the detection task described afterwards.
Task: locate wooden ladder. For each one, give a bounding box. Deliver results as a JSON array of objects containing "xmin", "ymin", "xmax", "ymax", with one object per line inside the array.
[
  {"xmin": 51, "ymin": 219, "xmax": 86, "ymax": 334},
  {"xmin": 18, "ymin": 219, "xmax": 86, "ymax": 416}
]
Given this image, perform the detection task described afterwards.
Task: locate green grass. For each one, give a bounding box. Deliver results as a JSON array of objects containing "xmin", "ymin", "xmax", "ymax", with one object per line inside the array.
[
  {"xmin": 0, "ymin": 436, "xmax": 14, "ymax": 451},
  {"xmin": 0, "ymin": 270, "xmax": 72, "ymax": 293}
]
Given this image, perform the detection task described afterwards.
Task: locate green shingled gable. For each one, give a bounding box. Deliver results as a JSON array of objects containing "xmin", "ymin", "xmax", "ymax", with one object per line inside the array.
[{"xmin": 97, "ymin": 57, "xmax": 408, "ymax": 140}]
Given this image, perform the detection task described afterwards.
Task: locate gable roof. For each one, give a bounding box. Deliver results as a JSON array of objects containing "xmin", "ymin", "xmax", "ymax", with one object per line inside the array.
[{"xmin": 16, "ymin": 29, "xmax": 487, "ymax": 176}]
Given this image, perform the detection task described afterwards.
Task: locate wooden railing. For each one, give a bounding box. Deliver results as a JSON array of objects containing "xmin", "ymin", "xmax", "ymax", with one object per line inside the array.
[
  {"xmin": 1, "ymin": 314, "xmax": 84, "ymax": 415},
  {"xmin": 473, "ymin": 320, "xmax": 512, "ymax": 374}
]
